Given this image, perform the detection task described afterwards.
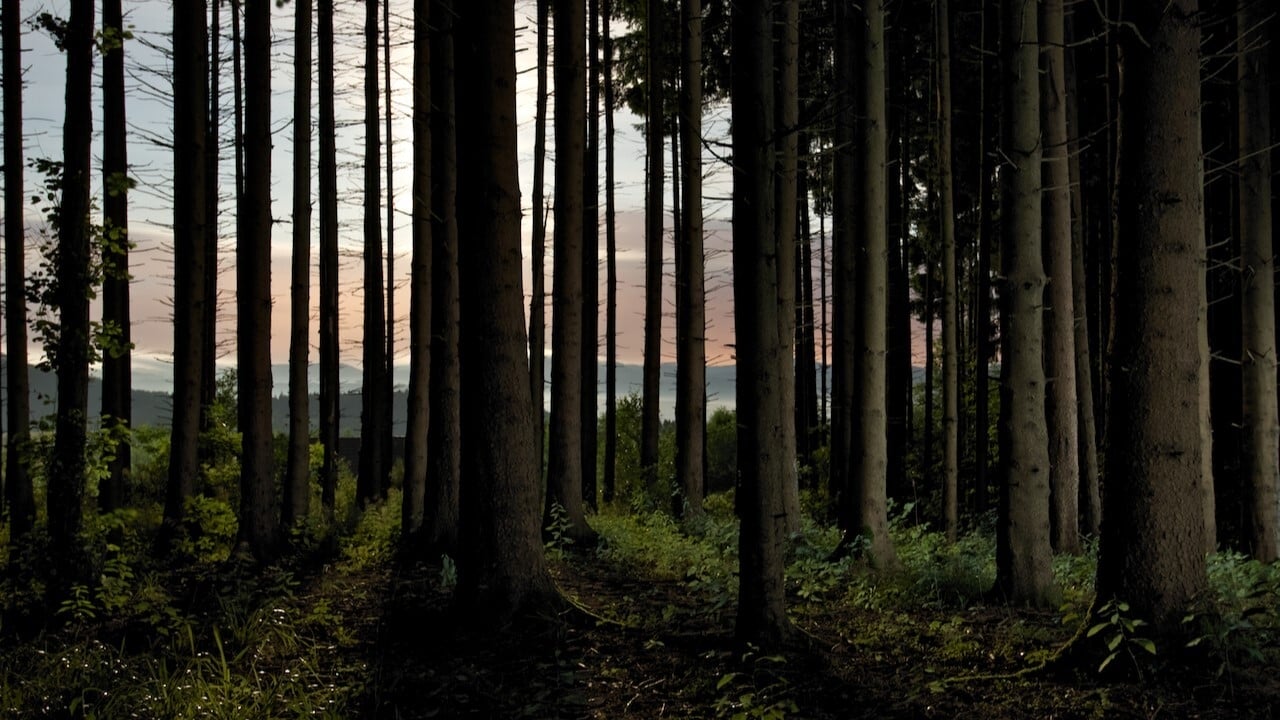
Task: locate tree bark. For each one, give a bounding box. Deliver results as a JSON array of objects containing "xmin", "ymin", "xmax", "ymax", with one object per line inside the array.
[
  {"xmin": 675, "ymin": 0, "xmax": 706, "ymax": 519},
  {"xmin": 774, "ymin": 0, "xmax": 801, "ymax": 535},
  {"xmin": 582, "ymin": 0, "xmax": 601, "ymax": 511},
  {"xmin": 830, "ymin": 0, "xmax": 857, "ymax": 528},
  {"xmin": 1237, "ymin": 0, "xmax": 1278, "ymax": 562},
  {"xmin": 1040, "ymin": 0, "xmax": 1081, "ymax": 555},
  {"xmin": 318, "ymin": 0, "xmax": 340, "ymax": 520},
  {"xmin": 382, "ymin": 0, "xmax": 396, "ymax": 500},
  {"xmin": 529, "ymin": 0, "xmax": 548, "ymax": 482},
  {"xmin": 165, "ymin": 0, "xmax": 210, "ymax": 546},
  {"xmin": 199, "ymin": 0, "xmax": 220, "ymax": 468},
  {"xmin": 640, "ymin": 0, "xmax": 665, "ymax": 492},
  {"xmin": 284, "ymin": 0, "xmax": 313, "ymax": 530},
  {"xmin": 100, "ymin": 0, "xmax": 132, "ymax": 512},
  {"xmin": 49, "ymin": 0, "xmax": 96, "ymax": 590},
  {"xmin": 3, "ymin": 0, "xmax": 34, "ymax": 539},
  {"xmin": 733, "ymin": 0, "xmax": 795, "ymax": 648},
  {"xmin": 454, "ymin": 0, "xmax": 559, "ymax": 621},
  {"xmin": 403, "ymin": 0, "xmax": 433, "ymax": 542},
  {"xmin": 994, "ymin": 0, "xmax": 1057, "ymax": 607},
  {"xmin": 1098, "ymin": 0, "xmax": 1210, "ymax": 632},
  {"xmin": 236, "ymin": 0, "xmax": 278, "ymax": 561},
  {"xmin": 936, "ymin": 0, "xmax": 960, "ymax": 542},
  {"xmin": 602, "ymin": 0, "xmax": 619, "ymax": 504}
]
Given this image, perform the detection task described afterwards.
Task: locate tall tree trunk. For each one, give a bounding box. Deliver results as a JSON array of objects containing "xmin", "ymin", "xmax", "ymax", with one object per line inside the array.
[
  {"xmin": 843, "ymin": 0, "xmax": 897, "ymax": 567},
  {"xmin": 237, "ymin": 0, "xmax": 277, "ymax": 562},
  {"xmin": 546, "ymin": 0, "xmax": 596, "ymax": 543},
  {"xmin": 49, "ymin": 0, "xmax": 96, "ymax": 591},
  {"xmin": 733, "ymin": 0, "xmax": 794, "ymax": 648},
  {"xmin": 100, "ymin": 0, "xmax": 132, "ymax": 512},
  {"xmin": 200, "ymin": 0, "xmax": 220, "ymax": 466},
  {"xmin": 675, "ymin": 0, "xmax": 706, "ymax": 519},
  {"xmin": 284, "ymin": 0, "xmax": 313, "ymax": 530},
  {"xmin": 318, "ymin": 0, "xmax": 340, "ymax": 520},
  {"xmin": 639, "ymin": 0, "xmax": 664, "ymax": 491},
  {"xmin": 382, "ymin": 0, "xmax": 395, "ymax": 498},
  {"xmin": 994, "ymin": 0, "xmax": 1057, "ymax": 607},
  {"xmin": 1040, "ymin": 0, "xmax": 1081, "ymax": 555},
  {"xmin": 602, "ymin": 0, "xmax": 619, "ymax": 504},
  {"xmin": 403, "ymin": 0, "xmax": 432, "ymax": 542},
  {"xmin": 423, "ymin": 0, "xmax": 459, "ymax": 553},
  {"xmin": 974, "ymin": 0, "xmax": 997, "ymax": 517},
  {"xmin": 936, "ymin": 0, "xmax": 960, "ymax": 542},
  {"xmin": 582, "ymin": 0, "xmax": 601, "ymax": 511},
  {"xmin": 3, "ymin": 0, "xmax": 34, "ymax": 539},
  {"xmin": 774, "ymin": 0, "xmax": 800, "ymax": 534},
  {"xmin": 1098, "ymin": 0, "xmax": 1209, "ymax": 633},
  {"xmin": 830, "ymin": 0, "xmax": 857, "ymax": 527},
  {"xmin": 359, "ymin": 0, "xmax": 388, "ymax": 507},
  {"xmin": 529, "ymin": 0, "xmax": 548, "ymax": 480},
  {"xmin": 165, "ymin": 0, "xmax": 210, "ymax": 547},
  {"xmin": 454, "ymin": 0, "xmax": 558, "ymax": 621},
  {"xmin": 1237, "ymin": 0, "xmax": 1278, "ymax": 562}
]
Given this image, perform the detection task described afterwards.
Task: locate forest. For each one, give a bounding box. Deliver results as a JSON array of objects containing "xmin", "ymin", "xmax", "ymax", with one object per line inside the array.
[{"xmin": 2, "ymin": 0, "xmax": 1280, "ymax": 717}]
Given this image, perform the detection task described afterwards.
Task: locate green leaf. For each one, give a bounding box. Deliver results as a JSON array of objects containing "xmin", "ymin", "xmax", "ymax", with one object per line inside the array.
[
  {"xmin": 1107, "ymin": 634, "xmax": 1123, "ymax": 652},
  {"xmin": 1133, "ymin": 638, "xmax": 1156, "ymax": 655},
  {"xmin": 717, "ymin": 672, "xmax": 739, "ymax": 690},
  {"xmin": 1087, "ymin": 622, "xmax": 1109, "ymax": 638},
  {"xmin": 1098, "ymin": 651, "xmax": 1117, "ymax": 672}
]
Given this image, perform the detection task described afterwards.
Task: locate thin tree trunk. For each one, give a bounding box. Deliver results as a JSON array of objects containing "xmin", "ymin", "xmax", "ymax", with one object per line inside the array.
[
  {"xmin": 3, "ymin": 0, "xmax": 34, "ymax": 539},
  {"xmin": 582, "ymin": 0, "xmax": 601, "ymax": 511},
  {"xmin": 383, "ymin": 0, "xmax": 396, "ymax": 499},
  {"xmin": 775, "ymin": 0, "xmax": 801, "ymax": 535},
  {"xmin": 284, "ymin": 0, "xmax": 313, "ymax": 530},
  {"xmin": 403, "ymin": 0, "xmax": 432, "ymax": 542},
  {"xmin": 602, "ymin": 0, "xmax": 619, "ymax": 504},
  {"xmin": 994, "ymin": 0, "xmax": 1057, "ymax": 607},
  {"xmin": 49, "ymin": 0, "xmax": 96, "ymax": 590},
  {"xmin": 675, "ymin": 0, "xmax": 706, "ymax": 519},
  {"xmin": 937, "ymin": 0, "xmax": 960, "ymax": 543},
  {"xmin": 546, "ymin": 0, "xmax": 596, "ymax": 543},
  {"xmin": 1237, "ymin": 0, "xmax": 1278, "ymax": 562},
  {"xmin": 424, "ymin": 0, "xmax": 459, "ymax": 552},
  {"xmin": 830, "ymin": 0, "xmax": 857, "ymax": 527},
  {"xmin": 974, "ymin": 0, "xmax": 996, "ymax": 517},
  {"xmin": 100, "ymin": 0, "xmax": 131, "ymax": 512},
  {"xmin": 359, "ymin": 0, "xmax": 388, "ymax": 506},
  {"xmin": 199, "ymin": 0, "xmax": 220, "ymax": 466},
  {"xmin": 454, "ymin": 0, "xmax": 559, "ymax": 621},
  {"xmin": 529, "ymin": 0, "xmax": 548, "ymax": 480},
  {"xmin": 164, "ymin": 0, "xmax": 210, "ymax": 547},
  {"xmin": 640, "ymin": 0, "xmax": 665, "ymax": 491},
  {"xmin": 237, "ymin": 0, "xmax": 278, "ymax": 561},
  {"xmin": 318, "ymin": 0, "xmax": 339, "ymax": 521}
]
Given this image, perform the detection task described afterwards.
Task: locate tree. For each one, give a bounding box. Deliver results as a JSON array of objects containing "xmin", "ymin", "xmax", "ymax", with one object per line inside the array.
[
  {"xmin": 165, "ymin": 0, "xmax": 210, "ymax": 545},
  {"xmin": 936, "ymin": 0, "xmax": 959, "ymax": 542},
  {"xmin": 382, "ymin": 0, "xmax": 396, "ymax": 501},
  {"xmin": 454, "ymin": 0, "xmax": 559, "ymax": 621},
  {"xmin": 423, "ymin": 0, "xmax": 460, "ymax": 552},
  {"xmin": 639, "ymin": 0, "xmax": 664, "ymax": 491},
  {"xmin": 774, "ymin": 0, "xmax": 800, "ymax": 534},
  {"xmin": 674, "ymin": 0, "xmax": 705, "ymax": 519},
  {"xmin": 528, "ymin": 0, "xmax": 548, "ymax": 481},
  {"xmin": 284, "ymin": 0, "xmax": 313, "ymax": 530},
  {"xmin": 993, "ymin": 0, "xmax": 1057, "ymax": 607},
  {"xmin": 1040, "ymin": 0, "xmax": 1081, "ymax": 555},
  {"xmin": 546, "ymin": 0, "xmax": 597, "ymax": 543},
  {"xmin": 236, "ymin": 0, "xmax": 277, "ymax": 561},
  {"xmin": 99, "ymin": 0, "xmax": 132, "ymax": 512},
  {"xmin": 828, "ymin": 0, "xmax": 856, "ymax": 534},
  {"xmin": 732, "ymin": 0, "xmax": 794, "ymax": 649},
  {"xmin": 358, "ymin": 0, "xmax": 389, "ymax": 507},
  {"xmin": 1096, "ymin": 0, "xmax": 1210, "ymax": 632},
  {"xmin": 47, "ymin": 0, "xmax": 96, "ymax": 591},
  {"xmin": 199, "ymin": 0, "xmax": 221, "ymax": 467},
  {"xmin": 1237, "ymin": 0, "xmax": 1277, "ymax": 562},
  {"xmin": 3, "ymin": 0, "xmax": 34, "ymax": 539},
  {"xmin": 318, "ymin": 0, "xmax": 340, "ymax": 519},
  {"xmin": 602, "ymin": 0, "xmax": 619, "ymax": 504},
  {"xmin": 402, "ymin": 0, "xmax": 431, "ymax": 541},
  {"xmin": 582, "ymin": 0, "xmax": 601, "ymax": 512}
]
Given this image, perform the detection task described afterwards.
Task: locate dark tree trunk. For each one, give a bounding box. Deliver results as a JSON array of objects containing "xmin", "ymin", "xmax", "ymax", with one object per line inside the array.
[
  {"xmin": 49, "ymin": 0, "xmax": 96, "ymax": 591},
  {"xmin": 936, "ymin": 0, "xmax": 959, "ymax": 542},
  {"xmin": 100, "ymin": 0, "xmax": 132, "ymax": 512},
  {"xmin": 582, "ymin": 0, "xmax": 601, "ymax": 511},
  {"xmin": 675, "ymin": 0, "xmax": 706, "ymax": 519},
  {"xmin": 199, "ymin": 0, "xmax": 220, "ymax": 466},
  {"xmin": 602, "ymin": 0, "xmax": 619, "ymax": 504},
  {"xmin": 382, "ymin": 0, "xmax": 396, "ymax": 500},
  {"xmin": 640, "ymin": 0, "xmax": 664, "ymax": 492},
  {"xmin": 830, "ymin": 0, "xmax": 857, "ymax": 526},
  {"xmin": 423, "ymin": 0, "xmax": 460, "ymax": 553},
  {"xmin": 318, "ymin": 0, "xmax": 340, "ymax": 520},
  {"xmin": 1097, "ymin": 0, "xmax": 1210, "ymax": 633},
  {"xmin": 529, "ymin": 0, "xmax": 548, "ymax": 481},
  {"xmin": 774, "ymin": 0, "xmax": 801, "ymax": 534},
  {"xmin": 454, "ymin": 0, "xmax": 559, "ymax": 621},
  {"xmin": 403, "ymin": 0, "xmax": 432, "ymax": 542},
  {"xmin": 236, "ymin": 0, "xmax": 278, "ymax": 562},
  {"xmin": 3, "ymin": 0, "xmax": 34, "ymax": 539},
  {"xmin": 359, "ymin": 0, "xmax": 389, "ymax": 507},
  {"xmin": 165, "ymin": 0, "xmax": 210, "ymax": 546},
  {"xmin": 284, "ymin": 0, "xmax": 313, "ymax": 530}
]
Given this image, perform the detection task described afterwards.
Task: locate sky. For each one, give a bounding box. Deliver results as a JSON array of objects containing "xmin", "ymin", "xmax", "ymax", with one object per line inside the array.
[{"xmin": 2, "ymin": 0, "xmax": 927, "ymax": 400}]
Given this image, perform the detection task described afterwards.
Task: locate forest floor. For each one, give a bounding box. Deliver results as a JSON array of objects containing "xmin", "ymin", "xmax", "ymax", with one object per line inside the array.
[{"xmin": 4, "ymin": 503, "xmax": 1280, "ymax": 718}]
